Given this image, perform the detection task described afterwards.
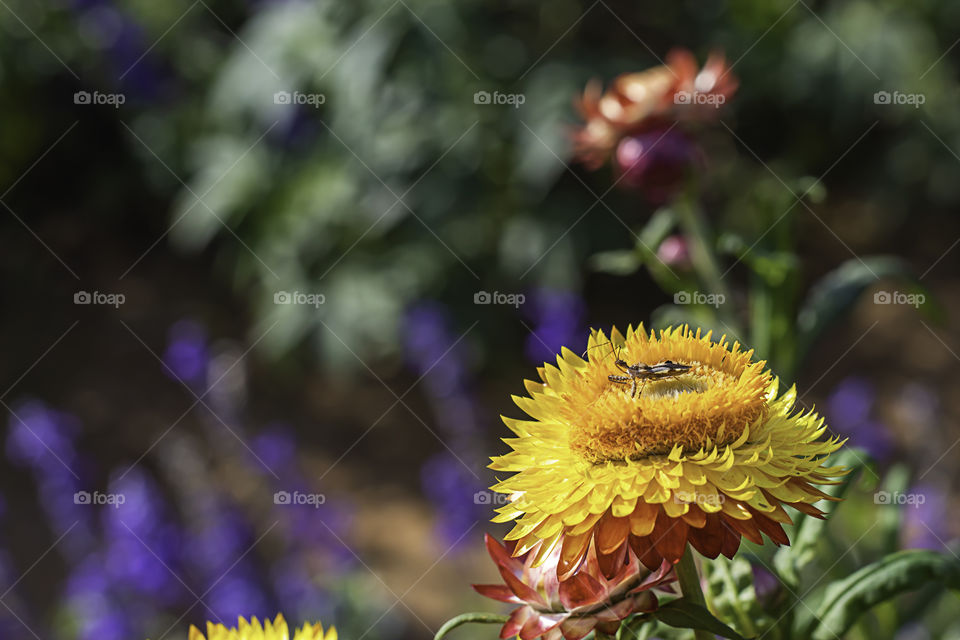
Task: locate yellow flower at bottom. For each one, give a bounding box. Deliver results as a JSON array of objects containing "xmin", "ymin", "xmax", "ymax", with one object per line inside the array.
[
  {"xmin": 184, "ymin": 614, "xmax": 336, "ymax": 640},
  {"xmin": 490, "ymin": 325, "xmax": 846, "ymax": 580}
]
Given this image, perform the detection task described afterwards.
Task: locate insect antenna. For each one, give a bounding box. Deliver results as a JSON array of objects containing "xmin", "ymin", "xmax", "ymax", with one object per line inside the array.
[{"xmin": 581, "ymin": 340, "xmax": 621, "ymax": 362}]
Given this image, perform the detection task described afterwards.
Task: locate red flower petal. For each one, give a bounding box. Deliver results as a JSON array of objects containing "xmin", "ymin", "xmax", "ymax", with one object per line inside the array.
[
  {"xmin": 473, "ymin": 583, "xmax": 524, "ymax": 604},
  {"xmin": 559, "ymin": 616, "xmax": 598, "ymax": 640},
  {"xmin": 502, "ymin": 607, "xmax": 532, "ymax": 640},
  {"xmin": 558, "ymin": 571, "xmax": 606, "ymax": 610},
  {"xmin": 497, "ymin": 564, "xmax": 549, "ymax": 609},
  {"xmin": 519, "ymin": 612, "xmax": 559, "ymax": 640},
  {"xmin": 486, "ymin": 533, "xmax": 525, "ymax": 573}
]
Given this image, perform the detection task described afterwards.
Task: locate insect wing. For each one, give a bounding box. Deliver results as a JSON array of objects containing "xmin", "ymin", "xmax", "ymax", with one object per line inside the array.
[{"xmin": 646, "ymin": 361, "xmax": 691, "ymax": 377}]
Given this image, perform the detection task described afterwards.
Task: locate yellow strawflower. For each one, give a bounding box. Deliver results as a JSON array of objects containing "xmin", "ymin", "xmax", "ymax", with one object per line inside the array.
[{"xmin": 491, "ymin": 325, "xmax": 845, "ymax": 579}]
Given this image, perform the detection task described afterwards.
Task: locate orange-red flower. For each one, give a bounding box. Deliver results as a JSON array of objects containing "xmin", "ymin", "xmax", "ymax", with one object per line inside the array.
[
  {"xmin": 474, "ymin": 534, "xmax": 675, "ymax": 640},
  {"xmin": 574, "ymin": 49, "xmax": 738, "ymax": 169}
]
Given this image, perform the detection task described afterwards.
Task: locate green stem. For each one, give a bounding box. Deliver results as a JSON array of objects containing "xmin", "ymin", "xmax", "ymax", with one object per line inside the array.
[
  {"xmin": 674, "ymin": 188, "xmax": 739, "ymax": 335},
  {"xmin": 749, "ymin": 272, "xmax": 773, "ymax": 362},
  {"xmin": 716, "ymin": 559, "xmax": 759, "ymax": 637},
  {"xmin": 675, "ymin": 189, "xmax": 728, "ymax": 302},
  {"xmin": 676, "ymin": 546, "xmax": 713, "ymax": 640},
  {"xmin": 434, "ymin": 612, "xmax": 509, "ymax": 640}
]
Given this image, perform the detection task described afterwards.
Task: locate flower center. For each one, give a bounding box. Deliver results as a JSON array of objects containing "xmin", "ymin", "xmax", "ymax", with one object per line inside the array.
[{"xmin": 566, "ymin": 361, "xmax": 768, "ymax": 463}]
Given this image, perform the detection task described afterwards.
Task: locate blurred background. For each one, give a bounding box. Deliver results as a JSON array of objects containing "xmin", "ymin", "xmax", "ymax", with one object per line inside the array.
[{"xmin": 0, "ymin": 0, "xmax": 958, "ymax": 638}]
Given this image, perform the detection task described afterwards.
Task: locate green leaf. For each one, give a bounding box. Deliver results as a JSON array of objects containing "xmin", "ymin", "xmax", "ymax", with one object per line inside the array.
[
  {"xmin": 589, "ymin": 249, "xmax": 644, "ymax": 276},
  {"xmin": 773, "ymin": 448, "xmax": 866, "ymax": 588},
  {"xmin": 617, "ymin": 616, "xmax": 657, "ymax": 640},
  {"xmin": 639, "ymin": 207, "xmax": 689, "ymax": 291},
  {"xmin": 876, "ymin": 463, "xmax": 911, "ymax": 554},
  {"xmin": 653, "ymin": 599, "xmax": 747, "ymax": 640},
  {"xmin": 717, "ymin": 233, "xmax": 798, "ymax": 286},
  {"xmin": 637, "ymin": 206, "xmax": 678, "ymax": 254},
  {"xmin": 798, "ymin": 550, "xmax": 960, "ymax": 640},
  {"xmin": 588, "ymin": 207, "xmax": 678, "ymax": 278},
  {"xmin": 704, "ymin": 556, "xmax": 771, "ymax": 637},
  {"xmin": 795, "ymin": 256, "xmax": 944, "ymax": 362}
]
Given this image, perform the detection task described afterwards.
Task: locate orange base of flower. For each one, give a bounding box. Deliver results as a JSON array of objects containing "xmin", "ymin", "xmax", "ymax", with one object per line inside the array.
[{"xmin": 556, "ymin": 496, "xmax": 827, "ymax": 579}]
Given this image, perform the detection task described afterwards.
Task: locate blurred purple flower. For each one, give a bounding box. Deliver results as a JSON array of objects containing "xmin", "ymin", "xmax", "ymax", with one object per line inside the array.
[
  {"xmin": 826, "ymin": 377, "xmax": 894, "ymax": 462},
  {"xmin": 65, "ymin": 557, "xmax": 132, "ymax": 640},
  {"xmin": 751, "ymin": 564, "xmax": 780, "ymax": 603},
  {"xmin": 902, "ymin": 484, "xmax": 951, "ymax": 551},
  {"xmin": 76, "ymin": 609, "xmax": 130, "ymax": 640},
  {"xmin": 104, "ymin": 469, "xmax": 183, "ymax": 604},
  {"xmin": 827, "ymin": 378, "xmax": 873, "ymax": 427},
  {"xmin": 404, "ymin": 302, "xmax": 490, "ymax": 547},
  {"xmin": 271, "ymin": 558, "xmax": 333, "ymax": 620},
  {"xmin": 6, "ymin": 401, "xmax": 79, "ymax": 469},
  {"xmin": 405, "ymin": 303, "xmax": 470, "ymax": 399},
  {"xmin": 522, "ymin": 289, "xmax": 586, "ymax": 365},
  {"xmin": 420, "ymin": 453, "xmax": 487, "ymax": 544},
  {"xmin": 70, "ymin": 0, "xmax": 171, "ymax": 102},
  {"xmin": 163, "ymin": 320, "xmax": 209, "ymax": 388},
  {"xmin": 251, "ymin": 423, "xmax": 300, "ymax": 472},
  {"xmin": 271, "ymin": 105, "xmax": 322, "ymax": 151},
  {"xmin": 205, "ymin": 571, "xmax": 273, "ymax": 622},
  {"xmin": 5, "ymin": 401, "xmax": 99, "ymax": 556},
  {"xmin": 187, "ymin": 506, "xmax": 254, "ymax": 577}
]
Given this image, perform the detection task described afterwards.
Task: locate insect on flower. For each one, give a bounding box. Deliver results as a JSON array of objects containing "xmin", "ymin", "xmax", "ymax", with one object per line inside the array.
[{"xmin": 585, "ymin": 342, "xmax": 692, "ymax": 398}]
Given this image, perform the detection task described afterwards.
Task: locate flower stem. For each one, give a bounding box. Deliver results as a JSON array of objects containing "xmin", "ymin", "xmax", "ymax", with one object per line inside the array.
[
  {"xmin": 674, "ymin": 187, "xmax": 740, "ymax": 335},
  {"xmin": 675, "ymin": 546, "xmax": 713, "ymax": 640},
  {"xmin": 674, "ymin": 188, "xmax": 729, "ymax": 304},
  {"xmin": 434, "ymin": 612, "xmax": 510, "ymax": 640}
]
